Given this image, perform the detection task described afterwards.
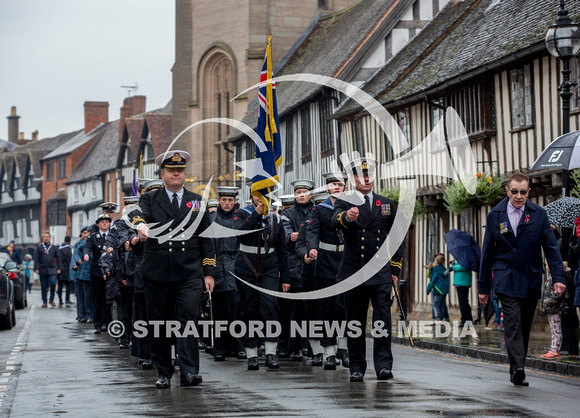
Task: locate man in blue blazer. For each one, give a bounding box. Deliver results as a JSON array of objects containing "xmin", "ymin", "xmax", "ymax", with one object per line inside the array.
[{"xmin": 479, "ymin": 172, "xmax": 566, "ymax": 386}]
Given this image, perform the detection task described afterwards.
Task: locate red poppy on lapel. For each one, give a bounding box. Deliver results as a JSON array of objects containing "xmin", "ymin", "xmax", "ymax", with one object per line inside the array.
[
  {"xmin": 524, "ymin": 214, "xmax": 530, "ymax": 223},
  {"xmin": 375, "ymin": 200, "xmax": 380, "ymax": 206},
  {"xmin": 186, "ymin": 201, "xmax": 193, "ymax": 208}
]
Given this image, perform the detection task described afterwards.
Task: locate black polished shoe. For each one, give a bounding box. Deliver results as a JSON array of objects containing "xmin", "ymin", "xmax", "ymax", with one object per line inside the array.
[
  {"xmin": 337, "ymin": 349, "xmax": 350, "ymax": 368},
  {"xmin": 142, "ymin": 359, "xmax": 154, "ymax": 369},
  {"xmin": 180, "ymin": 373, "xmax": 202, "ymax": 387},
  {"xmin": 247, "ymin": 356, "xmax": 259, "ymax": 370},
  {"xmin": 155, "ymin": 376, "xmax": 171, "ymax": 389},
  {"xmin": 214, "ymin": 354, "xmax": 225, "ymax": 362},
  {"xmin": 291, "ymin": 351, "xmax": 303, "ymax": 362},
  {"xmin": 93, "ymin": 329, "xmax": 101, "ymax": 334},
  {"xmin": 119, "ymin": 342, "xmax": 130, "ymax": 350},
  {"xmin": 277, "ymin": 351, "xmax": 289, "ymax": 358},
  {"xmin": 377, "ymin": 368, "xmax": 393, "ymax": 380},
  {"xmin": 350, "ymin": 371, "xmax": 364, "ymax": 382},
  {"xmin": 510, "ymin": 369, "xmax": 529, "ymax": 386},
  {"xmin": 138, "ymin": 358, "xmax": 145, "ymax": 365},
  {"xmin": 265, "ymin": 354, "xmax": 280, "ymax": 369},
  {"xmin": 237, "ymin": 351, "xmax": 247, "ymax": 360},
  {"xmin": 324, "ymin": 355, "xmax": 336, "ymax": 370},
  {"xmin": 100, "ymin": 325, "xmax": 107, "ymax": 332},
  {"xmin": 79, "ymin": 318, "xmax": 87, "ymax": 323},
  {"xmin": 312, "ymin": 353, "xmax": 323, "ymax": 366}
]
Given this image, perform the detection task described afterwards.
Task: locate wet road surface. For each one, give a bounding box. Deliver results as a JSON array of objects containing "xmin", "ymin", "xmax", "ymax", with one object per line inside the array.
[{"xmin": 1, "ymin": 296, "xmax": 578, "ymax": 417}]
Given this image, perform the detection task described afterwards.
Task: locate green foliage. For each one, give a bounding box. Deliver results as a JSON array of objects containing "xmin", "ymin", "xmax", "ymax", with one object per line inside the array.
[
  {"xmin": 381, "ymin": 185, "xmax": 426, "ymax": 218},
  {"xmin": 443, "ymin": 180, "xmax": 473, "ymax": 215},
  {"xmin": 475, "ymin": 173, "xmax": 505, "ymax": 204},
  {"xmin": 571, "ymin": 169, "xmax": 580, "ymax": 198}
]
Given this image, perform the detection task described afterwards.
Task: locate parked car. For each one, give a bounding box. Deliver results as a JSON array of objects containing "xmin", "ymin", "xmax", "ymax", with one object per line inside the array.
[
  {"xmin": 0, "ymin": 262, "xmax": 15, "ymax": 330},
  {"xmin": 0, "ymin": 253, "xmax": 26, "ymax": 309}
]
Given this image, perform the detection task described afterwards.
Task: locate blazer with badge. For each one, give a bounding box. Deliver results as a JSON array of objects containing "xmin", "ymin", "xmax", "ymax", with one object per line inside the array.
[
  {"xmin": 132, "ymin": 187, "xmax": 216, "ymax": 282},
  {"xmin": 478, "ymin": 197, "xmax": 565, "ymax": 299},
  {"xmin": 83, "ymin": 232, "xmax": 108, "ymax": 277},
  {"xmin": 332, "ymin": 193, "xmax": 402, "ymax": 286}
]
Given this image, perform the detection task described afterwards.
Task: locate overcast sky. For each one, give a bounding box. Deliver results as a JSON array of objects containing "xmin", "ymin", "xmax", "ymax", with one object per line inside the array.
[{"xmin": 0, "ymin": 0, "xmax": 175, "ymax": 140}]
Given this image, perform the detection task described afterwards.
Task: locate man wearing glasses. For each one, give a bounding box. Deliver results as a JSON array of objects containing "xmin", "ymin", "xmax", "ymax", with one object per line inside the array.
[{"xmin": 479, "ymin": 172, "xmax": 566, "ymax": 387}]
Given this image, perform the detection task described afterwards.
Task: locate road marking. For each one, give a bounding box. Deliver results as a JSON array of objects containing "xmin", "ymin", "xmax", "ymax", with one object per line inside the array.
[{"xmin": 0, "ymin": 306, "xmax": 35, "ymax": 413}]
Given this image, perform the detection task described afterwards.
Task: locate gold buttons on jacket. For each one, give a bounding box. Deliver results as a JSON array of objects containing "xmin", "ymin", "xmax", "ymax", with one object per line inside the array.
[
  {"xmin": 363, "ymin": 229, "xmax": 366, "ymax": 233},
  {"xmin": 169, "ymin": 242, "xmax": 172, "ymax": 246},
  {"xmin": 182, "ymin": 242, "xmax": 185, "ymax": 245},
  {"xmin": 361, "ymin": 237, "xmax": 365, "ymax": 241},
  {"xmin": 182, "ymin": 248, "xmax": 185, "ymax": 252},
  {"xmin": 378, "ymin": 230, "xmax": 380, "ymax": 233},
  {"xmin": 361, "ymin": 246, "xmax": 365, "ymax": 250},
  {"xmin": 169, "ymin": 228, "xmax": 173, "ymax": 232},
  {"xmin": 169, "ymin": 249, "xmax": 172, "ymax": 252},
  {"xmin": 361, "ymin": 254, "xmax": 364, "ymax": 258}
]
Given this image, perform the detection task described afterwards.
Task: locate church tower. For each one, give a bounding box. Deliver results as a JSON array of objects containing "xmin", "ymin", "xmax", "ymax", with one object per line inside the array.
[{"xmin": 172, "ymin": 0, "xmax": 359, "ymax": 193}]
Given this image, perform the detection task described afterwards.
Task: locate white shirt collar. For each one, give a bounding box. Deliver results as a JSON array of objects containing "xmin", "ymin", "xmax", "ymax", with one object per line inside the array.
[{"xmin": 165, "ymin": 187, "xmax": 184, "ymax": 201}]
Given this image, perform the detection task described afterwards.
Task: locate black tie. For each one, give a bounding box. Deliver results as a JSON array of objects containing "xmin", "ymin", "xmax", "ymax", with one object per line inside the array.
[
  {"xmin": 364, "ymin": 195, "xmax": 370, "ymax": 212},
  {"xmin": 172, "ymin": 193, "xmax": 179, "ymax": 212}
]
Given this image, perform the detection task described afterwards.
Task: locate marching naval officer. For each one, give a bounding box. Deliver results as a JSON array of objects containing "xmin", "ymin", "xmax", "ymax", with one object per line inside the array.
[
  {"xmin": 332, "ymin": 157, "xmax": 402, "ymax": 382},
  {"xmin": 133, "ymin": 150, "xmax": 216, "ymax": 388}
]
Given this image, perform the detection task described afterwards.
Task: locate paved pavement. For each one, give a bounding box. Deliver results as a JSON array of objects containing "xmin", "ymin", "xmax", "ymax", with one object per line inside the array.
[{"xmin": 1, "ymin": 290, "xmax": 579, "ymax": 417}]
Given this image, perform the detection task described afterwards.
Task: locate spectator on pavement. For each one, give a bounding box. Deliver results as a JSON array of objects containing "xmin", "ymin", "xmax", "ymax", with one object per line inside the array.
[
  {"xmin": 540, "ymin": 260, "xmax": 566, "ymax": 359},
  {"xmin": 449, "ymin": 260, "xmax": 473, "ymax": 327},
  {"xmin": 33, "ymin": 232, "xmax": 62, "ymax": 308},
  {"xmin": 427, "ymin": 254, "xmax": 449, "ymax": 322},
  {"xmin": 19, "ymin": 254, "xmax": 34, "ymax": 293},
  {"xmin": 4, "ymin": 240, "xmax": 22, "ymax": 264},
  {"xmin": 71, "ymin": 226, "xmax": 93, "ymax": 322}
]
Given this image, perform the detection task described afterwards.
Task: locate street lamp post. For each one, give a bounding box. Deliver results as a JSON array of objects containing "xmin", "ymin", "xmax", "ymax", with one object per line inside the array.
[{"xmin": 545, "ymin": 0, "xmax": 580, "ymax": 356}]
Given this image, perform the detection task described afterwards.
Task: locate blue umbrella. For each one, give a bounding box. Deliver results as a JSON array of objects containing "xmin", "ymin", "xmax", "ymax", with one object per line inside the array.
[{"xmin": 444, "ymin": 229, "xmax": 481, "ymax": 272}]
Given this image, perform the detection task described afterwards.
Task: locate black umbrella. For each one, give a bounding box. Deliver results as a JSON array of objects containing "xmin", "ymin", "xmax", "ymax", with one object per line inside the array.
[
  {"xmin": 444, "ymin": 229, "xmax": 481, "ymax": 272},
  {"xmin": 544, "ymin": 196, "xmax": 580, "ymax": 228},
  {"xmin": 530, "ymin": 130, "xmax": 580, "ymax": 171}
]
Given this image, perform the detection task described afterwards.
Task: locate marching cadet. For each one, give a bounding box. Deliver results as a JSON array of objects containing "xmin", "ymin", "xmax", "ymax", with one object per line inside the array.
[
  {"xmin": 280, "ymin": 179, "xmax": 315, "ymax": 361},
  {"xmin": 90, "ymin": 202, "xmax": 118, "ymax": 235},
  {"xmin": 280, "ymin": 195, "xmax": 294, "ymax": 212},
  {"xmin": 133, "ymin": 150, "xmax": 216, "ymax": 389},
  {"xmin": 210, "ymin": 187, "xmax": 245, "ymax": 361},
  {"xmin": 234, "ymin": 193, "xmax": 290, "ymax": 370},
  {"xmin": 305, "ymin": 173, "xmax": 350, "ymax": 370},
  {"xmin": 332, "ymin": 157, "xmax": 402, "ymax": 382},
  {"xmin": 83, "ymin": 214, "xmax": 113, "ymax": 334},
  {"xmin": 143, "ymin": 179, "xmax": 163, "ymax": 193}
]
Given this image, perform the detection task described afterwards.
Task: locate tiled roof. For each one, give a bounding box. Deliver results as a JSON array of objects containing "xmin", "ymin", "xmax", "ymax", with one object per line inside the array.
[
  {"xmin": 146, "ymin": 114, "xmax": 172, "ymax": 157},
  {"xmin": 66, "ymin": 120, "xmax": 121, "ymax": 184},
  {"xmin": 336, "ymin": 0, "xmax": 580, "ymax": 117},
  {"xmin": 228, "ymin": 0, "xmax": 400, "ymax": 140}
]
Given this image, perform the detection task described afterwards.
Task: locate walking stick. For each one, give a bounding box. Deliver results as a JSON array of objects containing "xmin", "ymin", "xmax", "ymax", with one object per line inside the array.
[{"xmin": 393, "ymin": 285, "xmax": 414, "ymax": 347}]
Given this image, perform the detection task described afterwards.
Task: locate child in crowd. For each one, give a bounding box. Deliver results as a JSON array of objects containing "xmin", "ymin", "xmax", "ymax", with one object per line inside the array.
[
  {"xmin": 427, "ymin": 254, "xmax": 450, "ymax": 322},
  {"xmin": 540, "ymin": 260, "xmax": 566, "ymax": 359}
]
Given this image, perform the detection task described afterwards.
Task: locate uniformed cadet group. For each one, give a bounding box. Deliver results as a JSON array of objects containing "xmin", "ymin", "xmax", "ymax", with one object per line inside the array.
[{"xmin": 71, "ymin": 150, "xmax": 403, "ymax": 388}]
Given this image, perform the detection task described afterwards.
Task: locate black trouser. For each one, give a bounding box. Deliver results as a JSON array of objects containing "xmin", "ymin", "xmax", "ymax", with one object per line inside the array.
[
  {"xmin": 57, "ymin": 279, "xmax": 72, "ymax": 303},
  {"xmin": 312, "ymin": 277, "xmax": 338, "ymax": 347},
  {"xmin": 144, "ymin": 278, "xmax": 203, "ymax": 379},
  {"xmin": 212, "ymin": 290, "xmax": 244, "ymax": 356},
  {"xmin": 288, "ymin": 288, "xmax": 309, "ymax": 353},
  {"xmin": 345, "ymin": 282, "xmax": 393, "ymax": 375},
  {"xmin": 497, "ymin": 294, "xmax": 537, "ymax": 374},
  {"xmin": 278, "ymin": 295, "xmax": 291, "ymax": 353},
  {"xmin": 119, "ymin": 286, "xmax": 134, "ymax": 345},
  {"xmin": 237, "ymin": 272, "xmax": 280, "ymax": 348},
  {"xmin": 90, "ymin": 275, "xmax": 111, "ymax": 329},
  {"xmin": 131, "ymin": 289, "xmax": 150, "ymax": 360},
  {"xmin": 455, "ymin": 286, "xmax": 473, "ymax": 324}
]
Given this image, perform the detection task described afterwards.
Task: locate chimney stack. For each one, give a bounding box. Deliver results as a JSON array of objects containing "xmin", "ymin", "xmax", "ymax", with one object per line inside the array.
[
  {"xmin": 84, "ymin": 101, "xmax": 109, "ymax": 134},
  {"xmin": 19, "ymin": 132, "xmax": 24, "ymax": 140},
  {"xmin": 119, "ymin": 95, "xmax": 146, "ymax": 144},
  {"xmin": 7, "ymin": 106, "xmax": 20, "ymax": 144},
  {"xmin": 32, "ymin": 130, "xmax": 39, "ymax": 141}
]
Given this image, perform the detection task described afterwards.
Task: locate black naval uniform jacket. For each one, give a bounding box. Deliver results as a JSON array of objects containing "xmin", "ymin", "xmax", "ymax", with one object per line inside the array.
[
  {"xmin": 305, "ymin": 197, "xmax": 344, "ymax": 281},
  {"xmin": 332, "ymin": 193, "xmax": 402, "ymax": 285},
  {"xmin": 132, "ymin": 187, "xmax": 216, "ymax": 282},
  {"xmin": 210, "ymin": 206, "xmax": 239, "ymax": 293},
  {"xmin": 84, "ymin": 231, "xmax": 109, "ymax": 277},
  {"xmin": 281, "ymin": 200, "xmax": 314, "ymax": 287},
  {"xmin": 233, "ymin": 205, "xmax": 290, "ymax": 286}
]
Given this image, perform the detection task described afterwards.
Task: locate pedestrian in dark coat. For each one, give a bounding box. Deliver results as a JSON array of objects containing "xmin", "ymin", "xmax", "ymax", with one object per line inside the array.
[
  {"xmin": 479, "ymin": 172, "xmax": 566, "ymax": 387},
  {"xmin": 57, "ymin": 236, "xmax": 73, "ymax": 305},
  {"xmin": 33, "ymin": 232, "xmax": 62, "ymax": 307},
  {"xmin": 4, "ymin": 240, "xmax": 22, "ymax": 264},
  {"xmin": 332, "ymin": 157, "xmax": 402, "ymax": 383},
  {"xmin": 133, "ymin": 150, "xmax": 215, "ymax": 389}
]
